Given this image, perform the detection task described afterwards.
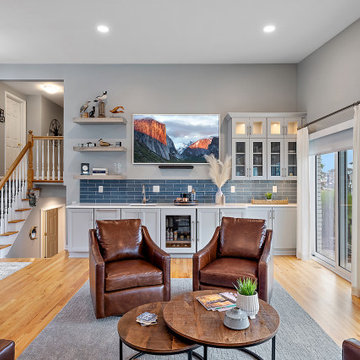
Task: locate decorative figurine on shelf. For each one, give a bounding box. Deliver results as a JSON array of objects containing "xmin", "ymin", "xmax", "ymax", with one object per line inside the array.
[
  {"xmin": 110, "ymin": 105, "xmax": 125, "ymax": 117},
  {"xmin": 99, "ymin": 138, "xmax": 111, "ymax": 147},
  {"xmin": 89, "ymin": 106, "xmax": 96, "ymax": 118},
  {"xmin": 94, "ymin": 91, "xmax": 108, "ymax": 118},
  {"xmin": 80, "ymin": 100, "xmax": 91, "ymax": 118}
]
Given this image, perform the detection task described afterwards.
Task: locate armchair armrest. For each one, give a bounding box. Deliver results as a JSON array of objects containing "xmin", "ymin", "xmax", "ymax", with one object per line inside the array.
[
  {"xmin": 192, "ymin": 226, "xmax": 220, "ymax": 291},
  {"xmin": 0, "ymin": 339, "xmax": 15, "ymax": 360},
  {"xmin": 141, "ymin": 226, "xmax": 171, "ymax": 301},
  {"xmin": 258, "ymin": 229, "xmax": 273, "ymax": 302},
  {"xmin": 343, "ymin": 338, "xmax": 360, "ymax": 359},
  {"xmin": 89, "ymin": 229, "xmax": 105, "ymax": 318}
]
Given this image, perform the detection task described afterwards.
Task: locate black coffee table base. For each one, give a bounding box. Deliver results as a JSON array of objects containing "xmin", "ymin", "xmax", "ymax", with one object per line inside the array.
[
  {"xmin": 119, "ymin": 339, "xmax": 204, "ymax": 360},
  {"xmin": 203, "ymin": 336, "xmax": 276, "ymax": 360}
]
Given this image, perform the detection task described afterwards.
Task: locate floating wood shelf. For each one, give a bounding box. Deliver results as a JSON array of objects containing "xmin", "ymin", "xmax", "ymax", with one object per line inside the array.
[
  {"xmin": 74, "ymin": 175, "xmax": 126, "ymax": 180},
  {"xmin": 158, "ymin": 165, "xmax": 194, "ymax": 169},
  {"xmin": 73, "ymin": 146, "xmax": 127, "ymax": 152},
  {"xmin": 251, "ymin": 198, "xmax": 289, "ymax": 205},
  {"xmin": 73, "ymin": 117, "xmax": 127, "ymax": 125}
]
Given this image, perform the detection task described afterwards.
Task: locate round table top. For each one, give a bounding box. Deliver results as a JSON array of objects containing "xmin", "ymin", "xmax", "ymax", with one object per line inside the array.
[
  {"xmin": 163, "ymin": 291, "xmax": 280, "ymax": 348},
  {"xmin": 117, "ymin": 302, "xmax": 197, "ymax": 354}
]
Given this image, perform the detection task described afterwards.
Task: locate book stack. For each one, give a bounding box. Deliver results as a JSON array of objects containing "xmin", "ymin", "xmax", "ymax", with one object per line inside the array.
[
  {"xmin": 196, "ymin": 292, "xmax": 237, "ymax": 312},
  {"xmin": 136, "ymin": 312, "xmax": 158, "ymax": 326}
]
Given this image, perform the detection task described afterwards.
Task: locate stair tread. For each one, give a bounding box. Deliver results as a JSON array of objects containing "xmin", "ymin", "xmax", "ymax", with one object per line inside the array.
[
  {"xmin": 0, "ymin": 244, "xmax": 11, "ymax": 250},
  {"xmin": 0, "ymin": 231, "xmax": 19, "ymax": 236},
  {"xmin": 8, "ymin": 219, "xmax": 25, "ymax": 224},
  {"xmin": 15, "ymin": 208, "xmax": 31, "ymax": 212}
]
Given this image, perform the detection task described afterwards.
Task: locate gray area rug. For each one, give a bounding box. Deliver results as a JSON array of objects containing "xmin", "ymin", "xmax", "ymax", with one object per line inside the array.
[
  {"xmin": 0, "ymin": 262, "xmax": 31, "ymax": 280},
  {"xmin": 20, "ymin": 279, "xmax": 341, "ymax": 360}
]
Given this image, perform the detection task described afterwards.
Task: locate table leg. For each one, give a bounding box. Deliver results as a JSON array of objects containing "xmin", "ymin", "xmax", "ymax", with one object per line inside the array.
[
  {"xmin": 203, "ymin": 345, "xmax": 208, "ymax": 360},
  {"xmin": 188, "ymin": 349, "xmax": 193, "ymax": 360},
  {"xmin": 119, "ymin": 339, "xmax": 123, "ymax": 360},
  {"xmin": 272, "ymin": 336, "xmax": 276, "ymax": 360}
]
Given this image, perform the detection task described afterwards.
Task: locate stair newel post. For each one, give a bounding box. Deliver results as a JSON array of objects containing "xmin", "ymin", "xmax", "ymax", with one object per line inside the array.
[{"xmin": 27, "ymin": 130, "xmax": 34, "ymax": 194}]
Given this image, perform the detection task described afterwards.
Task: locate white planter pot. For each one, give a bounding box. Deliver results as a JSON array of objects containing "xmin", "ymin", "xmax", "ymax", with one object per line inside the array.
[{"xmin": 236, "ymin": 292, "xmax": 259, "ymax": 319}]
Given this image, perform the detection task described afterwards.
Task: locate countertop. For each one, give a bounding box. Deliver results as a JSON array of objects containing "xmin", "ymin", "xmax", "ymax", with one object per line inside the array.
[{"xmin": 67, "ymin": 202, "xmax": 297, "ymax": 209}]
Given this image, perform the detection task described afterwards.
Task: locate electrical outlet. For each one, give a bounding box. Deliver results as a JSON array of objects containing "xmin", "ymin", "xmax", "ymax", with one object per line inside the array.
[
  {"xmin": 188, "ymin": 185, "xmax": 192, "ymax": 192},
  {"xmin": 230, "ymin": 186, "xmax": 236, "ymax": 193},
  {"xmin": 153, "ymin": 185, "xmax": 160, "ymax": 193},
  {"xmin": 98, "ymin": 186, "xmax": 103, "ymax": 193},
  {"xmin": 272, "ymin": 186, "xmax": 277, "ymax": 193}
]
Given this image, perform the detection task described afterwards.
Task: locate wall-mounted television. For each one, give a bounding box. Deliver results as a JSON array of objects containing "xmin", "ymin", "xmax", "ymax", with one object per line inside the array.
[{"xmin": 132, "ymin": 114, "xmax": 219, "ymax": 164}]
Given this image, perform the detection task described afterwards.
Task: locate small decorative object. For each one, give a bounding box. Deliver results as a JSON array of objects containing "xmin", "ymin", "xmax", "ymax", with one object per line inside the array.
[
  {"xmin": 81, "ymin": 163, "xmax": 90, "ymax": 175},
  {"xmin": 234, "ymin": 278, "xmax": 259, "ymax": 319},
  {"xmin": 205, "ymin": 154, "xmax": 231, "ymax": 205},
  {"xmin": 136, "ymin": 312, "xmax": 158, "ymax": 326},
  {"xmin": 29, "ymin": 226, "xmax": 37, "ymax": 240},
  {"xmin": 80, "ymin": 100, "xmax": 91, "ymax": 117},
  {"xmin": 110, "ymin": 105, "xmax": 125, "ymax": 117},
  {"xmin": 115, "ymin": 141, "xmax": 122, "ymax": 147},
  {"xmin": 99, "ymin": 138, "xmax": 111, "ymax": 146},
  {"xmin": 28, "ymin": 190, "xmax": 37, "ymax": 207},
  {"xmin": 94, "ymin": 91, "xmax": 108, "ymax": 103},
  {"xmin": 92, "ymin": 167, "xmax": 108, "ymax": 175},
  {"xmin": 113, "ymin": 162, "xmax": 122, "ymax": 174},
  {"xmin": 265, "ymin": 192, "xmax": 272, "ymax": 200},
  {"xmin": 89, "ymin": 106, "xmax": 96, "ymax": 118},
  {"xmin": 224, "ymin": 307, "xmax": 250, "ymax": 330},
  {"xmin": 49, "ymin": 118, "xmax": 62, "ymax": 136},
  {"xmin": 0, "ymin": 108, "xmax": 5, "ymax": 123},
  {"xmin": 94, "ymin": 91, "xmax": 107, "ymax": 118}
]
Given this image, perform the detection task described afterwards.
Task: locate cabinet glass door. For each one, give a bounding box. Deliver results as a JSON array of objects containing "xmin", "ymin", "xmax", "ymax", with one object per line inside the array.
[
  {"xmin": 165, "ymin": 215, "xmax": 192, "ymax": 249},
  {"xmin": 286, "ymin": 141, "xmax": 297, "ymax": 178},
  {"xmin": 232, "ymin": 118, "xmax": 249, "ymax": 138},
  {"xmin": 284, "ymin": 118, "xmax": 299, "ymax": 138},
  {"xmin": 267, "ymin": 118, "xmax": 283, "ymax": 138},
  {"xmin": 268, "ymin": 141, "xmax": 283, "ymax": 179},
  {"xmin": 232, "ymin": 140, "xmax": 249, "ymax": 178},
  {"xmin": 249, "ymin": 118, "xmax": 266, "ymax": 138},
  {"xmin": 250, "ymin": 140, "xmax": 266, "ymax": 179}
]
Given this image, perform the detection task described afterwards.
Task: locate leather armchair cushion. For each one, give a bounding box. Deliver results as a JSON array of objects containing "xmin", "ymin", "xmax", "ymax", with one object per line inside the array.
[
  {"xmin": 105, "ymin": 259, "xmax": 163, "ymax": 292},
  {"xmin": 343, "ymin": 338, "xmax": 360, "ymax": 360},
  {"xmin": 0, "ymin": 339, "xmax": 15, "ymax": 360},
  {"xmin": 199, "ymin": 257, "xmax": 258, "ymax": 288},
  {"xmin": 219, "ymin": 217, "xmax": 266, "ymax": 260},
  {"xmin": 96, "ymin": 219, "xmax": 143, "ymax": 262}
]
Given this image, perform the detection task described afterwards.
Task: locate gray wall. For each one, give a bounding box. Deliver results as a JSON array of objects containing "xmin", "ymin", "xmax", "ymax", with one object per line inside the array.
[
  {"xmin": 297, "ymin": 19, "xmax": 360, "ymax": 129},
  {"xmin": 0, "ymin": 82, "xmax": 27, "ymax": 175},
  {"xmin": 0, "ymin": 64, "xmax": 298, "ymax": 203},
  {"xmin": 27, "ymin": 95, "xmax": 42, "ymax": 135}
]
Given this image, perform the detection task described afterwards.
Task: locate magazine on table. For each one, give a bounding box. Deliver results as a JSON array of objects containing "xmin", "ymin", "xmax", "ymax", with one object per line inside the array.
[{"xmin": 196, "ymin": 292, "xmax": 238, "ymax": 312}]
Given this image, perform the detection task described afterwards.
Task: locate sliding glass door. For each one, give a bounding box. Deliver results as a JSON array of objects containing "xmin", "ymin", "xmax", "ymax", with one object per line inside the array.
[{"xmin": 315, "ymin": 150, "xmax": 352, "ymax": 277}]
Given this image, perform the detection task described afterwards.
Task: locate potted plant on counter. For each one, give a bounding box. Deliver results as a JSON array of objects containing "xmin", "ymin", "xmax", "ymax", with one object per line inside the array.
[
  {"xmin": 234, "ymin": 277, "xmax": 259, "ymax": 319},
  {"xmin": 265, "ymin": 192, "xmax": 272, "ymax": 200}
]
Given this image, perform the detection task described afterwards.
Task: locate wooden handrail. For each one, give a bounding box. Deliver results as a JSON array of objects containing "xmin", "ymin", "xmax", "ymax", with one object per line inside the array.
[
  {"xmin": 0, "ymin": 142, "xmax": 31, "ymax": 190},
  {"xmin": 33, "ymin": 136, "xmax": 64, "ymax": 140}
]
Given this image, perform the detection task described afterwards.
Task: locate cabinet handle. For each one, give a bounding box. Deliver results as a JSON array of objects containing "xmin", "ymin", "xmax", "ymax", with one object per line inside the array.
[
  {"xmin": 249, "ymin": 125, "xmax": 252, "ymax": 135},
  {"xmin": 191, "ymin": 221, "xmax": 195, "ymax": 243},
  {"xmin": 196, "ymin": 220, "xmax": 200, "ymax": 243}
]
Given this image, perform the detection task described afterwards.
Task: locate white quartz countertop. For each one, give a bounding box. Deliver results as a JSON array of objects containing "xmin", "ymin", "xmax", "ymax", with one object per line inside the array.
[{"xmin": 67, "ymin": 202, "xmax": 296, "ymax": 209}]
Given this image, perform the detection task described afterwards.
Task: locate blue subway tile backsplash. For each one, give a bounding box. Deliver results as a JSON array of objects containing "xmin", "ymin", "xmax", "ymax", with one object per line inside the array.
[{"xmin": 80, "ymin": 179, "xmax": 297, "ymax": 204}]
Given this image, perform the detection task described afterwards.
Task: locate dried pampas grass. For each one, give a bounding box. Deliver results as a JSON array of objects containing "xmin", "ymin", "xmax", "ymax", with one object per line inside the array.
[{"xmin": 205, "ymin": 154, "xmax": 232, "ymax": 188}]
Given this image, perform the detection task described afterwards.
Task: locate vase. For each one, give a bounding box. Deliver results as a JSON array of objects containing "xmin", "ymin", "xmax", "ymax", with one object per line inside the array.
[
  {"xmin": 236, "ymin": 292, "xmax": 259, "ymax": 319},
  {"xmin": 215, "ymin": 188, "xmax": 225, "ymax": 205}
]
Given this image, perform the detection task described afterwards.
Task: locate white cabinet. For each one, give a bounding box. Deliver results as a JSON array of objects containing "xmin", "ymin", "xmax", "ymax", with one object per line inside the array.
[
  {"xmin": 244, "ymin": 207, "xmax": 272, "ymax": 229},
  {"xmin": 267, "ymin": 117, "xmax": 300, "ymax": 139},
  {"xmin": 231, "ymin": 117, "xmax": 267, "ymax": 139},
  {"xmin": 197, "ymin": 208, "xmax": 219, "ymax": 251},
  {"xmin": 67, "ymin": 208, "xmax": 93, "ymax": 255},
  {"xmin": 284, "ymin": 139, "xmax": 297, "ymax": 179},
  {"xmin": 250, "ymin": 139, "xmax": 266, "ymax": 179},
  {"xmin": 272, "ymin": 207, "xmax": 297, "ymax": 254},
  {"xmin": 232, "ymin": 139, "xmax": 250, "ymax": 179},
  {"xmin": 94, "ymin": 209, "xmax": 121, "ymax": 225},
  {"xmin": 219, "ymin": 208, "xmax": 246, "ymax": 221},
  {"xmin": 122, "ymin": 209, "xmax": 160, "ymax": 246},
  {"xmin": 161, "ymin": 208, "xmax": 196, "ymax": 254}
]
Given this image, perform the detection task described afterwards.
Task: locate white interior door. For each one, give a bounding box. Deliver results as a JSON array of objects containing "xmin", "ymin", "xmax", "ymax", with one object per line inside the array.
[{"xmin": 5, "ymin": 92, "xmax": 26, "ymax": 172}]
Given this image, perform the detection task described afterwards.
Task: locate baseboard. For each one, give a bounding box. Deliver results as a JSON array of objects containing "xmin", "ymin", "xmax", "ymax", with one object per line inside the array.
[
  {"xmin": 273, "ymin": 248, "xmax": 296, "ymax": 256},
  {"xmin": 69, "ymin": 251, "xmax": 88, "ymax": 258}
]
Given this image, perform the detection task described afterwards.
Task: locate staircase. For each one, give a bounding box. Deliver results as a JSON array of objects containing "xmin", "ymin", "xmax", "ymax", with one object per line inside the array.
[{"xmin": 0, "ymin": 131, "xmax": 63, "ymax": 258}]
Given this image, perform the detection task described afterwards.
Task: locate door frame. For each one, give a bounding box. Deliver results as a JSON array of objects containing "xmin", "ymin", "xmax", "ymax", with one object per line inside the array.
[{"xmin": 4, "ymin": 91, "xmax": 27, "ymax": 172}]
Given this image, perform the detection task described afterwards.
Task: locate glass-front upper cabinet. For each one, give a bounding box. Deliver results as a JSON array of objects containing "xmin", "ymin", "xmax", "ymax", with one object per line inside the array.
[
  {"xmin": 250, "ymin": 140, "xmax": 266, "ymax": 179},
  {"xmin": 285, "ymin": 140, "xmax": 297, "ymax": 179},
  {"xmin": 267, "ymin": 140, "xmax": 284, "ymax": 179},
  {"xmin": 232, "ymin": 140, "xmax": 249, "ymax": 179},
  {"xmin": 249, "ymin": 117, "xmax": 266, "ymax": 138},
  {"xmin": 284, "ymin": 117, "xmax": 300, "ymax": 138},
  {"xmin": 267, "ymin": 117, "xmax": 300, "ymax": 138},
  {"xmin": 232, "ymin": 118, "xmax": 250, "ymax": 138}
]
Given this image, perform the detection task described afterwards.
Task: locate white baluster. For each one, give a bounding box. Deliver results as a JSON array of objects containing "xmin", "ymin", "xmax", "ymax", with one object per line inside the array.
[
  {"xmin": 4, "ymin": 182, "xmax": 8, "ymax": 234},
  {"xmin": 41, "ymin": 140, "xmax": 44, "ymax": 180},
  {"xmin": 47, "ymin": 139, "xmax": 50, "ymax": 180},
  {"xmin": 57, "ymin": 140, "xmax": 61, "ymax": 180},
  {"xmin": 52, "ymin": 140, "xmax": 55, "ymax": 180},
  {"xmin": 36, "ymin": 140, "xmax": 39, "ymax": 180},
  {"xmin": 1, "ymin": 187, "xmax": 4, "ymax": 234}
]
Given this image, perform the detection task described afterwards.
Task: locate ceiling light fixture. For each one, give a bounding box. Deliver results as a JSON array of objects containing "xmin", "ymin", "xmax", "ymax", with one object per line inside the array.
[
  {"xmin": 263, "ymin": 25, "xmax": 276, "ymax": 33},
  {"xmin": 40, "ymin": 84, "xmax": 61, "ymax": 94},
  {"xmin": 97, "ymin": 25, "xmax": 110, "ymax": 33}
]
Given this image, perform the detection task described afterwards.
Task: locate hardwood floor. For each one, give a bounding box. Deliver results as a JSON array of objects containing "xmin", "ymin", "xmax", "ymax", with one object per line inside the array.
[
  {"xmin": 0, "ymin": 251, "xmax": 88, "ymax": 358},
  {"xmin": 0, "ymin": 253, "xmax": 358, "ymax": 359}
]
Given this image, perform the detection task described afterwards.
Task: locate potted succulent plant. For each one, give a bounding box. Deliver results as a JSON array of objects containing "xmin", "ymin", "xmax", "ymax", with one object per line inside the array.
[
  {"xmin": 265, "ymin": 192, "xmax": 272, "ymax": 200},
  {"xmin": 234, "ymin": 277, "xmax": 259, "ymax": 319}
]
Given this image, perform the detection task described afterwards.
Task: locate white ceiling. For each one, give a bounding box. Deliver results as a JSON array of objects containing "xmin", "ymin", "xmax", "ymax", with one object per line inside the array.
[
  {"xmin": 2, "ymin": 81, "xmax": 64, "ymax": 107},
  {"xmin": 1, "ymin": 0, "xmax": 359, "ymax": 64}
]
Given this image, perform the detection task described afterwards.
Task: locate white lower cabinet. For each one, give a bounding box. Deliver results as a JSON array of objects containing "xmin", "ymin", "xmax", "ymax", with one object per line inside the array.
[
  {"xmin": 196, "ymin": 209, "xmax": 220, "ymax": 251},
  {"xmin": 219, "ymin": 208, "xmax": 246, "ymax": 222},
  {"xmin": 244, "ymin": 207, "xmax": 272, "ymax": 229},
  {"xmin": 122, "ymin": 209, "xmax": 160, "ymax": 246},
  {"xmin": 272, "ymin": 207, "xmax": 297, "ymax": 254},
  {"xmin": 67, "ymin": 208, "xmax": 93, "ymax": 256},
  {"xmin": 94, "ymin": 209, "xmax": 121, "ymax": 225}
]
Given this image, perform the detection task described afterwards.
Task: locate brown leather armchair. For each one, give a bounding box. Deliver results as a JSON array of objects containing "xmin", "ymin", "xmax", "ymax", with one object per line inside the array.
[
  {"xmin": 343, "ymin": 339, "xmax": 360, "ymax": 360},
  {"xmin": 0, "ymin": 340, "xmax": 15, "ymax": 360},
  {"xmin": 89, "ymin": 219, "xmax": 171, "ymax": 318},
  {"xmin": 193, "ymin": 217, "xmax": 273, "ymax": 302}
]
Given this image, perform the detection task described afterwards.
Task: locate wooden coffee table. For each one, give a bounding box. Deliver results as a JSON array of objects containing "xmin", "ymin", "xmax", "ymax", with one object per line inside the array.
[
  {"xmin": 117, "ymin": 302, "xmax": 203, "ymax": 359},
  {"xmin": 163, "ymin": 291, "xmax": 280, "ymax": 360}
]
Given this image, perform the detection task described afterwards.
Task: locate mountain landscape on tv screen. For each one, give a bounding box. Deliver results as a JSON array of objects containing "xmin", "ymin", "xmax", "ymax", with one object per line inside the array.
[{"xmin": 133, "ymin": 115, "xmax": 219, "ymax": 163}]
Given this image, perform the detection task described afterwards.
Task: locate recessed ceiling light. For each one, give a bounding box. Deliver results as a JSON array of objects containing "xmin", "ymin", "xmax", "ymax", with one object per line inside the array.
[
  {"xmin": 97, "ymin": 25, "xmax": 109, "ymax": 33},
  {"xmin": 40, "ymin": 84, "xmax": 61, "ymax": 94},
  {"xmin": 263, "ymin": 25, "xmax": 276, "ymax": 33}
]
